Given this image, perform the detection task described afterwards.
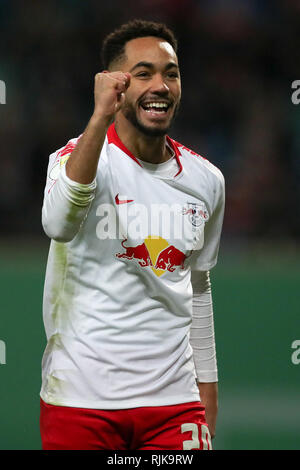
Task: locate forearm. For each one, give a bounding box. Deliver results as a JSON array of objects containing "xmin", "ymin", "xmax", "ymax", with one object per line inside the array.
[
  {"xmin": 65, "ymin": 113, "xmax": 110, "ymax": 184},
  {"xmin": 65, "ymin": 70, "xmax": 131, "ymax": 184},
  {"xmin": 197, "ymin": 382, "xmax": 218, "ymax": 438}
]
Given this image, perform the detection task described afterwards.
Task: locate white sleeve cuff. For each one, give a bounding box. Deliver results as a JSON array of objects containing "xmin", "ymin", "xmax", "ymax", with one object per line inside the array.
[{"xmin": 60, "ymin": 164, "xmax": 97, "ymax": 206}]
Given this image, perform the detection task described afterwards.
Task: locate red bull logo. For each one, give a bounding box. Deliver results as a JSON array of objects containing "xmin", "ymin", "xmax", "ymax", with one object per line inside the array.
[
  {"xmin": 116, "ymin": 239, "xmax": 152, "ymax": 267},
  {"xmin": 116, "ymin": 236, "xmax": 186, "ymax": 277}
]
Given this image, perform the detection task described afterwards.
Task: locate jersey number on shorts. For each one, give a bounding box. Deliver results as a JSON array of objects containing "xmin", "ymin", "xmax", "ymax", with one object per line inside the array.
[{"xmin": 181, "ymin": 423, "xmax": 212, "ymax": 450}]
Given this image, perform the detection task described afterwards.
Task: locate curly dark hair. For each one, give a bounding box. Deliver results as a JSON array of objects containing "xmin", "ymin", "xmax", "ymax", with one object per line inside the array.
[{"xmin": 101, "ymin": 19, "xmax": 178, "ymax": 69}]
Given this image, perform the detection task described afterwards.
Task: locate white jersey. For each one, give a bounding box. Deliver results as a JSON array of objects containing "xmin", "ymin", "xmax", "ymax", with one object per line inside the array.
[{"xmin": 40, "ymin": 123, "xmax": 225, "ymax": 409}]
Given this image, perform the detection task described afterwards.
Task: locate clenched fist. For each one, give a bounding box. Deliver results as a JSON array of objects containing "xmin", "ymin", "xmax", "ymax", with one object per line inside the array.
[{"xmin": 93, "ymin": 71, "xmax": 131, "ymax": 122}]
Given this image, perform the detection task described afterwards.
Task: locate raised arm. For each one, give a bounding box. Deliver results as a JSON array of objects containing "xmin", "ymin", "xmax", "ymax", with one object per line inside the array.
[
  {"xmin": 65, "ymin": 71, "xmax": 131, "ymax": 184},
  {"xmin": 42, "ymin": 71, "xmax": 131, "ymax": 242}
]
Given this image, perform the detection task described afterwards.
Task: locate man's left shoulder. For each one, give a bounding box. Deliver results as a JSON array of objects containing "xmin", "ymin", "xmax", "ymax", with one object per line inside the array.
[{"xmin": 170, "ymin": 138, "xmax": 224, "ymax": 185}]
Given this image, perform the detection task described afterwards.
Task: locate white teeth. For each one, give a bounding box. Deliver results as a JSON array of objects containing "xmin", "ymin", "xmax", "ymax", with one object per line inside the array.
[{"xmin": 143, "ymin": 102, "xmax": 169, "ymax": 109}]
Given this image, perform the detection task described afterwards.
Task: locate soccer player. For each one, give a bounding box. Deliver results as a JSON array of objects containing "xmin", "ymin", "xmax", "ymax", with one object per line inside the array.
[{"xmin": 40, "ymin": 19, "xmax": 225, "ymax": 450}]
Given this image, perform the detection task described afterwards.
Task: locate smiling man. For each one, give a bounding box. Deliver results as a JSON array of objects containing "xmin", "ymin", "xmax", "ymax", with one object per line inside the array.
[{"xmin": 40, "ymin": 19, "xmax": 225, "ymax": 450}]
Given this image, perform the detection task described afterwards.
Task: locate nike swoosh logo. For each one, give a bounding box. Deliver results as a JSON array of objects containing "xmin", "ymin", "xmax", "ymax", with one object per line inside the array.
[{"xmin": 115, "ymin": 194, "xmax": 134, "ymax": 205}]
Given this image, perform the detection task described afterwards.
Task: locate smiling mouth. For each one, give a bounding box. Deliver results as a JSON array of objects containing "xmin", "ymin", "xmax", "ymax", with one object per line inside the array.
[{"xmin": 140, "ymin": 101, "xmax": 172, "ymax": 115}]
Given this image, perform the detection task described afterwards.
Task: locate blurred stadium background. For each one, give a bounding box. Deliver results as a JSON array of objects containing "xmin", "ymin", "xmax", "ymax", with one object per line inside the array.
[{"xmin": 0, "ymin": 0, "xmax": 299, "ymax": 450}]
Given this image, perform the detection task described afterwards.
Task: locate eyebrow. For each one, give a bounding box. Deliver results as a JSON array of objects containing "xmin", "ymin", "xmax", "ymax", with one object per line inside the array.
[{"xmin": 129, "ymin": 61, "xmax": 179, "ymax": 72}]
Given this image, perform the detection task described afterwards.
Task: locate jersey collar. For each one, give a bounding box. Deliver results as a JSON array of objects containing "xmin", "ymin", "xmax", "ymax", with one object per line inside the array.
[{"xmin": 107, "ymin": 123, "xmax": 183, "ymax": 178}]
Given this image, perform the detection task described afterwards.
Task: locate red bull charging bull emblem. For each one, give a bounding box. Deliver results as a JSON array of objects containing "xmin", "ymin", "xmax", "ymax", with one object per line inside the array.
[{"xmin": 116, "ymin": 236, "xmax": 186, "ymax": 277}]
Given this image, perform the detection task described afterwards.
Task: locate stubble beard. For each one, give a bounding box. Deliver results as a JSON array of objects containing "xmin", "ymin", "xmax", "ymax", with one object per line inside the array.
[{"xmin": 122, "ymin": 100, "xmax": 180, "ymax": 137}]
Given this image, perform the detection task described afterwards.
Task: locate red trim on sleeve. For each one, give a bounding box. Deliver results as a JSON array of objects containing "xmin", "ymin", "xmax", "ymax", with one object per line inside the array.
[
  {"xmin": 55, "ymin": 135, "xmax": 82, "ymax": 163},
  {"xmin": 172, "ymin": 139, "xmax": 208, "ymax": 162},
  {"xmin": 59, "ymin": 141, "xmax": 77, "ymax": 157}
]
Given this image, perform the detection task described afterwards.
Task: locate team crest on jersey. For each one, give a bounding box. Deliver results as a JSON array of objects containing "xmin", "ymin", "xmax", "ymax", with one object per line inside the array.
[{"xmin": 182, "ymin": 202, "xmax": 208, "ymax": 228}]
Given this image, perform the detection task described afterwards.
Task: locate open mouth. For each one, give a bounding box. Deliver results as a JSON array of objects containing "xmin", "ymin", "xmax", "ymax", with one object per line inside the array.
[{"xmin": 140, "ymin": 101, "xmax": 171, "ymax": 115}]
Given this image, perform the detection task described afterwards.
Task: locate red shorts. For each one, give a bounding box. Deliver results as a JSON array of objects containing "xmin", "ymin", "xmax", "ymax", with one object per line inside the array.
[{"xmin": 40, "ymin": 398, "xmax": 212, "ymax": 450}]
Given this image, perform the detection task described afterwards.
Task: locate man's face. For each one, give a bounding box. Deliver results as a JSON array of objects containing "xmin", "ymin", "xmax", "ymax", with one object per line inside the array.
[{"xmin": 116, "ymin": 36, "xmax": 181, "ymax": 137}]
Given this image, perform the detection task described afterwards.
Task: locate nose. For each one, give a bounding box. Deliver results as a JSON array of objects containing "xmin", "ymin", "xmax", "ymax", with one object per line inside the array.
[{"xmin": 150, "ymin": 73, "xmax": 169, "ymax": 94}]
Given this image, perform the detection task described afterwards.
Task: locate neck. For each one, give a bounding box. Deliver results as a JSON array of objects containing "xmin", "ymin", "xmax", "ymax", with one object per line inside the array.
[{"xmin": 114, "ymin": 115, "xmax": 171, "ymax": 164}]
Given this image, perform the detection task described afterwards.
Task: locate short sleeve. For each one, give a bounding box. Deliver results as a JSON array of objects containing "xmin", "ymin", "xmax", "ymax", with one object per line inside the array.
[{"xmin": 188, "ymin": 171, "xmax": 225, "ymax": 271}]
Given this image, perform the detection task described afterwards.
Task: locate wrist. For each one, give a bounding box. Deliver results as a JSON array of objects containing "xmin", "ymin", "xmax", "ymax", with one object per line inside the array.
[{"xmin": 91, "ymin": 110, "xmax": 113, "ymax": 128}]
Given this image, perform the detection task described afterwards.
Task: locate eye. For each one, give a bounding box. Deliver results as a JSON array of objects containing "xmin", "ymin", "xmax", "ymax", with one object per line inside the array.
[
  {"xmin": 136, "ymin": 71, "xmax": 151, "ymax": 78},
  {"xmin": 167, "ymin": 72, "xmax": 179, "ymax": 79}
]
